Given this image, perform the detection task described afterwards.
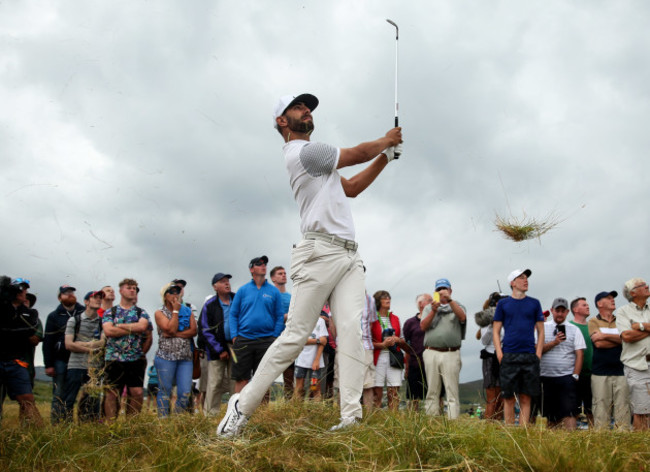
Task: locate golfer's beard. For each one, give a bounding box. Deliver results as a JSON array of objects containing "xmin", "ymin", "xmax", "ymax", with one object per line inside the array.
[{"xmin": 287, "ymin": 116, "xmax": 314, "ymax": 134}]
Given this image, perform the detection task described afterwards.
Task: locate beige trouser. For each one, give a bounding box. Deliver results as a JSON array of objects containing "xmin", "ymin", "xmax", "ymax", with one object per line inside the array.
[
  {"xmin": 591, "ymin": 374, "xmax": 631, "ymax": 429},
  {"xmin": 423, "ymin": 349, "xmax": 462, "ymax": 419},
  {"xmin": 203, "ymin": 357, "xmax": 233, "ymax": 416},
  {"xmin": 238, "ymin": 238, "xmax": 366, "ymax": 419}
]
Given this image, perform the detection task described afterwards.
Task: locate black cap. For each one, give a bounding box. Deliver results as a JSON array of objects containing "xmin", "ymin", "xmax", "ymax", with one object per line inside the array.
[
  {"xmin": 595, "ymin": 290, "xmax": 618, "ymax": 305},
  {"xmin": 171, "ymin": 279, "xmax": 187, "ymax": 287},
  {"xmin": 212, "ymin": 273, "xmax": 232, "ymax": 284},
  {"xmin": 59, "ymin": 285, "xmax": 76, "ymax": 294},
  {"xmin": 249, "ymin": 255, "xmax": 269, "ymax": 269}
]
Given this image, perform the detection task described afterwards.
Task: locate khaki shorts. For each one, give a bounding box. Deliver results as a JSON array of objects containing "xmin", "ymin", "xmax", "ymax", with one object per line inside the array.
[
  {"xmin": 624, "ymin": 365, "xmax": 650, "ymax": 415},
  {"xmin": 363, "ymin": 349, "xmax": 376, "ymax": 389}
]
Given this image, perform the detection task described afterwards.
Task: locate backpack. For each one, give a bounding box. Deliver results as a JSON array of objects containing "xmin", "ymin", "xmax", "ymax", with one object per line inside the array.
[{"xmin": 73, "ymin": 312, "xmax": 103, "ymax": 341}]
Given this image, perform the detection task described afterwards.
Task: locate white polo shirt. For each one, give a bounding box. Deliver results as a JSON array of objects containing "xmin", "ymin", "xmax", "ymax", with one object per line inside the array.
[
  {"xmin": 540, "ymin": 320, "xmax": 586, "ymax": 377},
  {"xmin": 283, "ymin": 139, "xmax": 355, "ymax": 240}
]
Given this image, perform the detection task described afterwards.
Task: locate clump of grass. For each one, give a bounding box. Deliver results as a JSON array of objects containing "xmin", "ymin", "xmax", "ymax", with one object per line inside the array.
[{"xmin": 495, "ymin": 212, "xmax": 560, "ymax": 242}]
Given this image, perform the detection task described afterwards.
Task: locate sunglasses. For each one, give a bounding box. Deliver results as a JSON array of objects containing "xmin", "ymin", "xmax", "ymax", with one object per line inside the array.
[
  {"xmin": 253, "ymin": 260, "xmax": 266, "ymax": 267},
  {"xmin": 12, "ymin": 278, "xmax": 30, "ymax": 286}
]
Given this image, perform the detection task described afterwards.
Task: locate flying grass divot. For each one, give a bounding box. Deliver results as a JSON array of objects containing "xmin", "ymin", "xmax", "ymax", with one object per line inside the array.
[{"xmin": 494, "ymin": 213, "xmax": 559, "ymax": 242}]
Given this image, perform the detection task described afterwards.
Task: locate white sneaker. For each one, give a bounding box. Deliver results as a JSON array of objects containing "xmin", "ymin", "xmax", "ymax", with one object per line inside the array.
[
  {"xmin": 217, "ymin": 393, "xmax": 248, "ymax": 437},
  {"xmin": 329, "ymin": 416, "xmax": 360, "ymax": 431}
]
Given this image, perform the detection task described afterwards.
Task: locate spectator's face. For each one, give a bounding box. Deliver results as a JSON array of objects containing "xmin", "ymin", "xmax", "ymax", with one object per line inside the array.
[
  {"xmin": 572, "ymin": 299, "xmax": 590, "ymax": 317},
  {"xmin": 631, "ymin": 281, "xmax": 650, "ymax": 300},
  {"xmin": 213, "ymin": 277, "xmax": 231, "ymax": 296},
  {"xmin": 250, "ymin": 261, "xmax": 267, "ymax": 277},
  {"xmin": 379, "ymin": 295, "xmax": 391, "ymax": 311},
  {"xmin": 271, "ymin": 269, "xmax": 287, "ymax": 286},
  {"xmin": 552, "ymin": 306, "xmax": 568, "ymax": 324},
  {"xmin": 102, "ymin": 286, "xmax": 115, "ymax": 302},
  {"xmin": 59, "ymin": 290, "xmax": 77, "ymax": 307},
  {"xmin": 15, "ymin": 288, "xmax": 27, "ymax": 306},
  {"xmin": 120, "ymin": 284, "xmax": 138, "ymax": 302},
  {"xmin": 597, "ymin": 295, "xmax": 616, "ymax": 312},
  {"xmin": 418, "ymin": 294, "xmax": 433, "ymax": 312},
  {"xmin": 511, "ymin": 274, "xmax": 528, "ymax": 292},
  {"xmin": 88, "ymin": 294, "xmax": 103, "ymax": 309}
]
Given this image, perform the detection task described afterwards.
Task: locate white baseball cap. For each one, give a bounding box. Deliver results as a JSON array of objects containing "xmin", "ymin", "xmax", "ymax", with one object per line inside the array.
[
  {"xmin": 507, "ymin": 268, "xmax": 532, "ymax": 284},
  {"xmin": 273, "ymin": 93, "xmax": 318, "ymax": 129}
]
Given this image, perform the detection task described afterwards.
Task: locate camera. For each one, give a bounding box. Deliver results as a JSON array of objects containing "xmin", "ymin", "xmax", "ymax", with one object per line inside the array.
[{"xmin": 381, "ymin": 328, "xmax": 395, "ymax": 340}]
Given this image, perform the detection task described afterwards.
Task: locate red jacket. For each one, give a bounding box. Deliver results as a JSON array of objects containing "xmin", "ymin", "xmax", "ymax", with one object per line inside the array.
[{"xmin": 371, "ymin": 312, "xmax": 401, "ymax": 365}]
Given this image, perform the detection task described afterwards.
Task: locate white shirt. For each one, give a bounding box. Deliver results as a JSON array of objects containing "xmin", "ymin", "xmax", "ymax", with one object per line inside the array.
[
  {"xmin": 540, "ymin": 320, "xmax": 586, "ymax": 377},
  {"xmin": 295, "ymin": 317, "xmax": 328, "ymax": 369},
  {"xmin": 283, "ymin": 139, "xmax": 355, "ymax": 240}
]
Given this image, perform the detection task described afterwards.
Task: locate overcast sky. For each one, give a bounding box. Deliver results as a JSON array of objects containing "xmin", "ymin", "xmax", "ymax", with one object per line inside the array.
[{"xmin": 2, "ymin": 1, "xmax": 649, "ymax": 381}]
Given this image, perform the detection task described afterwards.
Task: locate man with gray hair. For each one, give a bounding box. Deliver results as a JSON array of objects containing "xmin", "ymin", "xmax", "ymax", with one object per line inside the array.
[
  {"xmin": 616, "ymin": 278, "xmax": 650, "ymax": 430},
  {"xmin": 402, "ymin": 293, "xmax": 432, "ymax": 410}
]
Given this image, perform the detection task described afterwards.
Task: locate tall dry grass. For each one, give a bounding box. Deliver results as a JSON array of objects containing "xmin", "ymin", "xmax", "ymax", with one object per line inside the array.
[{"xmin": 1, "ymin": 400, "xmax": 649, "ymax": 471}]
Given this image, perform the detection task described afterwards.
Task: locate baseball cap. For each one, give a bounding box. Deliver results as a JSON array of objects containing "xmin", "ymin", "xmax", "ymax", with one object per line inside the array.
[
  {"xmin": 164, "ymin": 284, "xmax": 183, "ymax": 295},
  {"xmin": 172, "ymin": 278, "xmax": 187, "ymax": 287},
  {"xmin": 11, "ymin": 278, "xmax": 30, "ymax": 289},
  {"xmin": 249, "ymin": 255, "xmax": 269, "ymax": 269},
  {"xmin": 507, "ymin": 269, "xmax": 532, "ymax": 284},
  {"xmin": 434, "ymin": 278, "xmax": 451, "ymax": 290},
  {"xmin": 212, "ymin": 272, "xmax": 232, "ymax": 284},
  {"xmin": 84, "ymin": 290, "xmax": 106, "ymax": 301},
  {"xmin": 26, "ymin": 293, "xmax": 37, "ymax": 307},
  {"xmin": 552, "ymin": 297, "xmax": 569, "ymax": 309},
  {"xmin": 595, "ymin": 290, "xmax": 618, "ymax": 305},
  {"xmin": 59, "ymin": 285, "xmax": 76, "ymax": 294},
  {"xmin": 273, "ymin": 93, "xmax": 319, "ymax": 129}
]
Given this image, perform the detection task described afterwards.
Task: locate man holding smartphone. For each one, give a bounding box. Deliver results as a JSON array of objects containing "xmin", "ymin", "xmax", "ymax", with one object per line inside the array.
[{"xmin": 540, "ymin": 297, "xmax": 586, "ymax": 429}]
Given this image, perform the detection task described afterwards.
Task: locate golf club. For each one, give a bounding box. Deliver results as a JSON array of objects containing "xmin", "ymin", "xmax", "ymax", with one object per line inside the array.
[{"xmin": 386, "ymin": 18, "xmax": 400, "ymax": 158}]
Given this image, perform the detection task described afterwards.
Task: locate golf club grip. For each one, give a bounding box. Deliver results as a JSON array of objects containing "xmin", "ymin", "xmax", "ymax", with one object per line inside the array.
[{"xmin": 394, "ymin": 116, "xmax": 400, "ymax": 159}]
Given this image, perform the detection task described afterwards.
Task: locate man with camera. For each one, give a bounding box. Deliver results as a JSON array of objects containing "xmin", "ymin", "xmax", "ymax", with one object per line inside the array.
[
  {"xmin": 0, "ymin": 277, "xmax": 43, "ymax": 426},
  {"xmin": 420, "ymin": 278, "xmax": 466, "ymax": 419},
  {"xmin": 540, "ymin": 297, "xmax": 586, "ymax": 429}
]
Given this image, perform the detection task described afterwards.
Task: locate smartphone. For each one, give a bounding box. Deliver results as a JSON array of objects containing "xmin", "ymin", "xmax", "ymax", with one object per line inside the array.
[
  {"xmin": 557, "ymin": 325, "xmax": 566, "ymax": 335},
  {"xmin": 433, "ymin": 292, "xmax": 440, "ymax": 303}
]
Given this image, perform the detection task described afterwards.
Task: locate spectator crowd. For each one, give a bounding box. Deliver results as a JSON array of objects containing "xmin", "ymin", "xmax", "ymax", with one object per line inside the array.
[{"xmin": 1, "ymin": 265, "xmax": 649, "ymax": 432}]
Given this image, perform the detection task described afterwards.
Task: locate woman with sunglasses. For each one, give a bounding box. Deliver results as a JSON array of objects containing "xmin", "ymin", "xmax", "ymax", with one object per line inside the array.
[{"xmin": 153, "ymin": 283, "xmax": 197, "ymax": 416}]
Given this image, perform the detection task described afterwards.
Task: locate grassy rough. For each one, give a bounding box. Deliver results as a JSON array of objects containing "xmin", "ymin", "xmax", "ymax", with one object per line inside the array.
[{"xmin": 2, "ymin": 401, "xmax": 650, "ymax": 471}]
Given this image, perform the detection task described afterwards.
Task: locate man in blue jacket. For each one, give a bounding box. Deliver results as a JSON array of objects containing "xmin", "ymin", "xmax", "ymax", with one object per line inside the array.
[
  {"xmin": 230, "ymin": 256, "xmax": 284, "ymax": 393},
  {"xmin": 42, "ymin": 284, "xmax": 85, "ymax": 424}
]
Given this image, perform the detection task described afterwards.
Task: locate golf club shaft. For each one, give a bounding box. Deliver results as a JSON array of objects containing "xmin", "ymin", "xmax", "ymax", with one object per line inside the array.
[{"xmin": 386, "ymin": 19, "xmax": 400, "ymax": 158}]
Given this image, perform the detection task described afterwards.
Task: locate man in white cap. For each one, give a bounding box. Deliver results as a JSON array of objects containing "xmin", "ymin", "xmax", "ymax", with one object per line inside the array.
[
  {"xmin": 217, "ymin": 93, "xmax": 402, "ymax": 436},
  {"xmin": 493, "ymin": 269, "xmax": 545, "ymax": 425}
]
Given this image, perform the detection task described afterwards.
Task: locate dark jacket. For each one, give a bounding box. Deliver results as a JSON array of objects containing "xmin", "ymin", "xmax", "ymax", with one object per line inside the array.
[
  {"xmin": 0, "ymin": 301, "xmax": 39, "ymax": 362},
  {"xmin": 198, "ymin": 292, "xmax": 234, "ymax": 361},
  {"xmin": 42, "ymin": 302, "xmax": 85, "ymax": 368}
]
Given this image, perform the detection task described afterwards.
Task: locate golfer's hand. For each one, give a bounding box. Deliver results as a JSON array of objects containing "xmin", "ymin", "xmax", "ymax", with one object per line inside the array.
[{"xmin": 385, "ymin": 127, "xmax": 402, "ymax": 146}]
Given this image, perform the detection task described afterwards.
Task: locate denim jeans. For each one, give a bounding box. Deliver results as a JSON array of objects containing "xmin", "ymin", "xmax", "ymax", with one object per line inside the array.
[
  {"xmin": 51, "ymin": 359, "xmax": 74, "ymax": 423},
  {"xmin": 63, "ymin": 368, "xmax": 101, "ymax": 422},
  {"xmin": 154, "ymin": 356, "xmax": 193, "ymax": 416}
]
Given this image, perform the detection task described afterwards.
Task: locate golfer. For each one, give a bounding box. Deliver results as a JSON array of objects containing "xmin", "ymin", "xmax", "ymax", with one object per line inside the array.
[{"xmin": 218, "ymin": 93, "xmax": 402, "ymax": 436}]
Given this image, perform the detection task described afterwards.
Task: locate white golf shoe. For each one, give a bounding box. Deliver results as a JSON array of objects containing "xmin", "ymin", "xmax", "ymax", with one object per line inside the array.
[
  {"xmin": 217, "ymin": 394, "xmax": 248, "ymax": 437},
  {"xmin": 329, "ymin": 416, "xmax": 360, "ymax": 431}
]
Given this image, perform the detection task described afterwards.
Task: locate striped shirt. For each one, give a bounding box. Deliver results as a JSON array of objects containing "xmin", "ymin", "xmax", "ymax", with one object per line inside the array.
[
  {"xmin": 540, "ymin": 320, "xmax": 586, "ymax": 377},
  {"xmin": 361, "ymin": 293, "xmax": 378, "ymax": 350}
]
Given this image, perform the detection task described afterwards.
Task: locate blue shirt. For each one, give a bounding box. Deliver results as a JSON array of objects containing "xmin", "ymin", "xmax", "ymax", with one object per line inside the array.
[
  {"xmin": 493, "ymin": 296, "xmax": 544, "ymax": 354},
  {"xmin": 278, "ymin": 291, "xmax": 291, "ymax": 331},
  {"xmin": 220, "ymin": 299, "xmax": 232, "ymax": 341},
  {"xmin": 229, "ymin": 280, "xmax": 285, "ymax": 339}
]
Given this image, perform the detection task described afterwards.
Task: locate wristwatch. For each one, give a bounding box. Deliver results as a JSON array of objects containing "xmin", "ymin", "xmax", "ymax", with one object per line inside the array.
[
  {"xmin": 639, "ymin": 323, "xmax": 646, "ymax": 332},
  {"xmin": 572, "ymin": 374, "xmax": 579, "ymax": 380}
]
